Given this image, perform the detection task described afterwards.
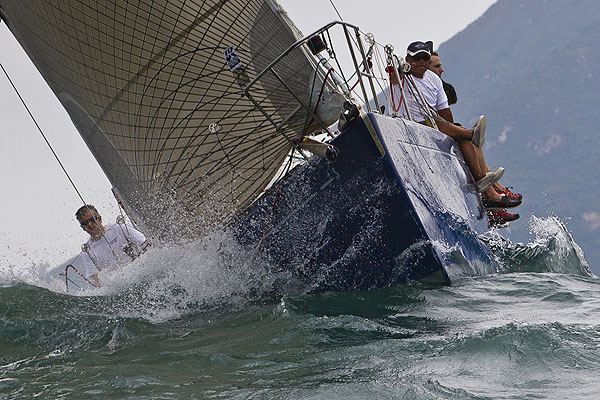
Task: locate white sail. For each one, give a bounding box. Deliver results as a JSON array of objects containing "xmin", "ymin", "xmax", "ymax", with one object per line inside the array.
[{"xmin": 0, "ymin": 0, "xmax": 342, "ymax": 236}]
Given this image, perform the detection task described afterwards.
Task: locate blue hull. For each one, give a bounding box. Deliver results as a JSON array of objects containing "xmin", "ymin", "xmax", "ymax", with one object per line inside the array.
[{"xmin": 235, "ymin": 112, "xmax": 496, "ymax": 291}]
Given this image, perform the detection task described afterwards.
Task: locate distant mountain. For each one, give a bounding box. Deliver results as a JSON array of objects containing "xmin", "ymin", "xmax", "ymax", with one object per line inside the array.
[{"xmin": 437, "ymin": 0, "xmax": 600, "ymax": 273}]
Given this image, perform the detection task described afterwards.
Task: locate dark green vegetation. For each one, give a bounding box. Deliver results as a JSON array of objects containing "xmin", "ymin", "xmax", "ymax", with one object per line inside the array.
[{"xmin": 438, "ymin": 0, "xmax": 600, "ymax": 273}]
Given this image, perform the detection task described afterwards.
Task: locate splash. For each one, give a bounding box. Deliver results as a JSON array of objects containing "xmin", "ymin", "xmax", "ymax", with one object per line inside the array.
[
  {"xmin": 2, "ymin": 229, "xmax": 296, "ymax": 323},
  {"xmin": 0, "ymin": 252, "xmax": 55, "ymax": 288},
  {"xmin": 100, "ymin": 231, "xmax": 288, "ymax": 322},
  {"xmin": 484, "ymin": 215, "xmax": 594, "ymax": 277},
  {"xmin": 4, "ymin": 215, "xmax": 595, "ymax": 324}
]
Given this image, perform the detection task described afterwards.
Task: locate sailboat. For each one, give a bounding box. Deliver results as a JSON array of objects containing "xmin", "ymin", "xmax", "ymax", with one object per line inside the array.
[{"xmin": 0, "ymin": 0, "xmax": 497, "ymax": 292}]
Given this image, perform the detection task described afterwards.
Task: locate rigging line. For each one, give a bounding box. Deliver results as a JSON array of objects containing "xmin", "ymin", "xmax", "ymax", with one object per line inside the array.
[
  {"xmin": 389, "ymin": 73, "xmax": 404, "ymax": 113},
  {"xmin": 301, "ymin": 57, "xmax": 328, "ymax": 135},
  {"xmin": 113, "ymin": 193, "xmax": 134, "ymax": 243},
  {"xmin": 1, "ymin": 62, "xmax": 123, "ymax": 258},
  {"xmin": 324, "ymin": 29, "xmax": 349, "ymax": 91},
  {"xmin": 329, "ymin": 0, "xmax": 344, "ymax": 21},
  {"xmin": 397, "ymin": 61, "xmax": 436, "ymax": 122},
  {"xmin": 302, "ymin": 67, "xmax": 334, "ymax": 135},
  {"xmin": 0, "ymin": 61, "xmax": 88, "ymax": 206},
  {"xmin": 357, "ymin": 28, "xmax": 390, "ymax": 51},
  {"xmin": 371, "ymin": 45, "xmax": 391, "ymax": 99}
]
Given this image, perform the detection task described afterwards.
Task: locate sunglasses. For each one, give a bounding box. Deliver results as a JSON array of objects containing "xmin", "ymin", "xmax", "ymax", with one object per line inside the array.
[
  {"xmin": 412, "ymin": 53, "xmax": 430, "ymax": 62},
  {"xmin": 80, "ymin": 215, "xmax": 100, "ymax": 227}
]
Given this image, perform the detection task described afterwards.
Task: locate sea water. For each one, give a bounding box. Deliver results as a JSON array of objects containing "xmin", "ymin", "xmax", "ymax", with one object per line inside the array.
[{"xmin": 1, "ymin": 216, "xmax": 599, "ymax": 399}]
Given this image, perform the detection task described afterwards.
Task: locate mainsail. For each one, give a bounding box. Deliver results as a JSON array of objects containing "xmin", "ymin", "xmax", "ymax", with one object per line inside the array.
[{"xmin": 0, "ymin": 0, "xmax": 342, "ymax": 236}]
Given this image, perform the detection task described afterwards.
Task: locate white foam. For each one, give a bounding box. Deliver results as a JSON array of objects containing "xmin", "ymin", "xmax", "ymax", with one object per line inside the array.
[
  {"xmin": 3, "ymin": 230, "xmax": 281, "ymax": 322},
  {"xmin": 485, "ymin": 215, "xmax": 594, "ymax": 277}
]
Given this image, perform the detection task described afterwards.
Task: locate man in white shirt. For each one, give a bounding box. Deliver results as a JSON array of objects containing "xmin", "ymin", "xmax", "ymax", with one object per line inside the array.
[
  {"xmin": 395, "ymin": 41, "xmax": 521, "ymax": 211},
  {"xmin": 75, "ymin": 204, "xmax": 149, "ymax": 286}
]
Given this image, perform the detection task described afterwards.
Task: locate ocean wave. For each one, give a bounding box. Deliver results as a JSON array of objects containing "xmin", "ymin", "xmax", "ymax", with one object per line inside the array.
[
  {"xmin": 483, "ymin": 215, "xmax": 594, "ymax": 277},
  {"xmin": 3, "ymin": 268, "xmax": 600, "ymax": 399},
  {"xmin": 1, "ymin": 215, "xmax": 595, "ymax": 327}
]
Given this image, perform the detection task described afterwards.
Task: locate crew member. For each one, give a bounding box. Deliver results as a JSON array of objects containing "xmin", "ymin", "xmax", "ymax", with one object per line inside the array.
[
  {"xmin": 75, "ymin": 204, "xmax": 149, "ymax": 286},
  {"xmin": 429, "ymin": 52, "xmax": 457, "ymax": 105},
  {"xmin": 392, "ymin": 41, "xmax": 521, "ymax": 211}
]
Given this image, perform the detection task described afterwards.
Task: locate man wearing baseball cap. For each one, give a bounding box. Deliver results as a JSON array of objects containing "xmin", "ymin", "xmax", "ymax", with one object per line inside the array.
[{"xmin": 395, "ymin": 40, "xmax": 521, "ymax": 211}]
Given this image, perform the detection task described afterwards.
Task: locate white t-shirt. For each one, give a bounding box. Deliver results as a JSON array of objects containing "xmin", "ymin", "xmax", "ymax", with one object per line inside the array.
[
  {"xmin": 81, "ymin": 223, "xmax": 147, "ymax": 278},
  {"xmin": 396, "ymin": 69, "xmax": 449, "ymax": 122}
]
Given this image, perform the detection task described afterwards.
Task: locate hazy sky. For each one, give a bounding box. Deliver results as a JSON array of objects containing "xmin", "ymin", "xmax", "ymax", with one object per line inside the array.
[{"xmin": 0, "ymin": 0, "xmax": 496, "ymax": 271}]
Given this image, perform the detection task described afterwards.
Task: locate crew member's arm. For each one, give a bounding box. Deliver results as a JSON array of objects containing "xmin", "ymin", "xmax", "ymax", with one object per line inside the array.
[
  {"xmin": 431, "ymin": 107, "xmax": 472, "ymax": 141},
  {"xmin": 128, "ymin": 225, "xmax": 151, "ymax": 254},
  {"xmin": 387, "ymin": 66, "xmax": 399, "ymax": 85},
  {"xmin": 432, "ymin": 71, "xmax": 453, "ymax": 124},
  {"xmin": 437, "ymin": 107, "xmax": 454, "ymax": 124},
  {"xmin": 81, "ymin": 252, "xmax": 102, "ymax": 287}
]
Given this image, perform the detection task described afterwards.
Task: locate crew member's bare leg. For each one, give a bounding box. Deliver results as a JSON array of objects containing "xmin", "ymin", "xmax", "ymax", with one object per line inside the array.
[
  {"xmin": 475, "ymin": 146, "xmax": 508, "ymax": 192},
  {"xmin": 458, "ymin": 141, "xmax": 503, "ymax": 202}
]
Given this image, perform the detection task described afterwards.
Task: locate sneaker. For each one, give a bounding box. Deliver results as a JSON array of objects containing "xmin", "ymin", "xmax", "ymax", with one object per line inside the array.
[
  {"xmin": 472, "ymin": 115, "xmax": 487, "ymax": 148},
  {"xmin": 483, "ymin": 194, "xmax": 522, "ymax": 210},
  {"xmin": 495, "ymin": 186, "xmax": 522, "ymax": 201},
  {"xmin": 488, "ymin": 209, "xmax": 520, "ymax": 225},
  {"xmin": 475, "ymin": 167, "xmax": 504, "ymax": 193}
]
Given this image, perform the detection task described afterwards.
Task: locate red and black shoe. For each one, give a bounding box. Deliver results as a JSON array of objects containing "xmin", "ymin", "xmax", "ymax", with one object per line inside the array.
[
  {"xmin": 488, "ymin": 209, "xmax": 520, "ymax": 226},
  {"xmin": 495, "ymin": 186, "xmax": 522, "ymax": 201},
  {"xmin": 483, "ymin": 194, "xmax": 522, "ymax": 210}
]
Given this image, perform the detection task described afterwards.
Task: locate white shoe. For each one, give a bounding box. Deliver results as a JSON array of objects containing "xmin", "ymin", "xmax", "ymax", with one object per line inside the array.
[
  {"xmin": 472, "ymin": 115, "xmax": 487, "ymax": 148},
  {"xmin": 475, "ymin": 167, "xmax": 504, "ymax": 193}
]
